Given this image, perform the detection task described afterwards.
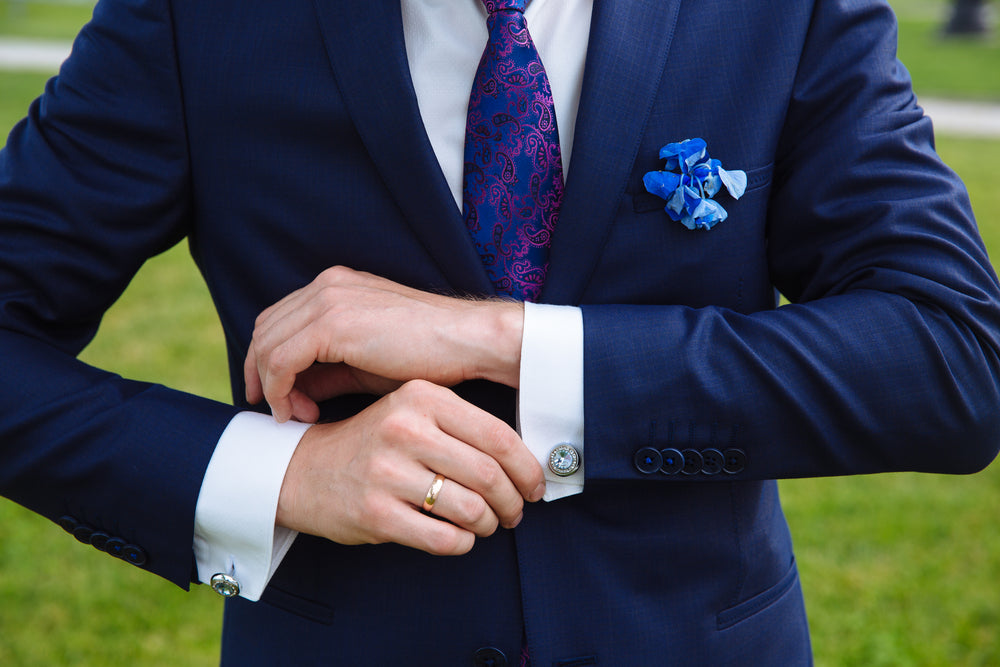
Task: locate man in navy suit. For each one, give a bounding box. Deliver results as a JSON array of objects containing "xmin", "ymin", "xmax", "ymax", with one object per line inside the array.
[{"xmin": 2, "ymin": 0, "xmax": 999, "ymax": 664}]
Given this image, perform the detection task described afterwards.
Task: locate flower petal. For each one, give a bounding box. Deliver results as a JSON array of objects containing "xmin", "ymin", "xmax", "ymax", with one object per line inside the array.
[
  {"xmin": 681, "ymin": 138, "xmax": 708, "ymax": 172},
  {"xmin": 718, "ymin": 167, "xmax": 747, "ymax": 199},
  {"xmin": 667, "ymin": 187, "xmax": 687, "ymax": 217},
  {"xmin": 658, "ymin": 142, "xmax": 685, "ymax": 171},
  {"xmin": 643, "ymin": 170, "xmax": 681, "ymax": 200},
  {"xmin": 691, "ymin": 199, "xmax": 728, "ymax": 229}
]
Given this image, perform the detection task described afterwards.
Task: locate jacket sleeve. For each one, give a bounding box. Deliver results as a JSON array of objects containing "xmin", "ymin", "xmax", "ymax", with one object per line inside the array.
[
  {"xmin": 580, "ymin": 0, "xmax": 1000, "ymax": 482},
  {"xmin": 0, "ymin": 0, "xmax": 239, "ymax": 588}
]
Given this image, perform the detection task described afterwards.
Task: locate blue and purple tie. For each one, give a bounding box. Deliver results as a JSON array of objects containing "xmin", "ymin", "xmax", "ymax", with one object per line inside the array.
[{"xmin": 463, "ymin": 0, "xmax": 565, "ymax": 302}]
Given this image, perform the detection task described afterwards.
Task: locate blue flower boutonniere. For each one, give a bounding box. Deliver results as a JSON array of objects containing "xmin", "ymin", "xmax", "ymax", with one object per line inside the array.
[{"xmin": 643, "ymin": 138, "xmax": 747, "ymax": 230}]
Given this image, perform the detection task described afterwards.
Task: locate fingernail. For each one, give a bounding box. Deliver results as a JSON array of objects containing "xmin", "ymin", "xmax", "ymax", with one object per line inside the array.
[
  {"xmin": 509, "ymin": 513, "xmax": 523, "ymax": 529},
  {"xmin": 531, "ymin": 481, "xmax": 546, "ymax": 502}
]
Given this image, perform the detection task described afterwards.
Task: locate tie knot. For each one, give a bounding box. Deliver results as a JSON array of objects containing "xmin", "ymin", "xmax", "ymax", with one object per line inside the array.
[{"xmin": 483, "ymin": 0, "xmax": 526, "ymax": 15}]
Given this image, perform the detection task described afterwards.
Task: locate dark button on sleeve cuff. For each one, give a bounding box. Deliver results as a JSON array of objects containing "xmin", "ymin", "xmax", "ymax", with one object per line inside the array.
[
  {"xmin": 89, "ymin": 531, "xmax": 110, "ymax": 551},
  {"xmin": 701, "ymin": 448, "xmax": 724, "ymax": 475},
  {"xmin": 57, "ymin": 516, "xmax": 79, "ymax": 533},
  {"xmin": 72, "ymin": 524, "xmax": 95, "ymax": 544},
  {"xmin": 104, "ymin": 537, "xmax": 127, "ymax": 558},
  {"xmin": 681, "ymin": 448, "xmax": 703, "ymax": 475},
  {"xmin": 723, "ymin": 448, "xmax": 747, "ymax": 474},
  {"xmin": 659, "ymin": 448, "xmax": 684, "ymax": 475},
  {"xmin": 634, "ymin": 447, "xmax": 663, "ymax": 474},
  {"xmin": 122, "ymin": 544, "xmax": 148, "ymax": 566}
]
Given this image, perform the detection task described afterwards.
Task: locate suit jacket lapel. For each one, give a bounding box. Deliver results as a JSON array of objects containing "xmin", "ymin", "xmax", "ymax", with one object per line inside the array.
[
  {"xmin": 541, "ymin": 0, "xmax": 683, "ymax": 304},
  {"xmin": 309, "ymin": 0, "xmax": 494, "ymax": 295}
]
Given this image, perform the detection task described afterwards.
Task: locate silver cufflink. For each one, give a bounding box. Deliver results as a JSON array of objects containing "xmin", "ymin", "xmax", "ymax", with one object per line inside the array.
[
  {"xmin": 548, "ymin": 443, "xmax": 581, "ymax": 477},
  {"xmin": 210, "ymin": 572, "xmax": 241, "ymax": 598}
]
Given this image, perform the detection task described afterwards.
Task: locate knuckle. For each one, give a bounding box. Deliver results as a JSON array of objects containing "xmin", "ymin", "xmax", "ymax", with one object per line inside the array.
[
  {"xmin": 455, "ymin": 494, "xmax": 489, "ymax": 525},
  {"xmin": 472, "ymin": 457, "xmax": 503, "ymax": 489},
  {"xmin": 400, "ymin": 378, "xmax": 434, "ymax": 396},
  {"xmin": 394, "ymin": 379, "xmax": 440, "ymax": 409},
  {"xmin": 320, "ymin": 265, "xmax": 351, "ymax": 284},
  {"xmin": 265, "ymin": 344, "xmax": 291, "ymax": 372},
  {"xmin": 483, "ymin": 420, "xmax": 516, "ymax": 457},
  {"xmin": 379, "ymin": 409, "xmax": 422, "ymax": 443},
  {"xmin": 317, "ymin": 284, "xmax": 343, "ymax": 309}
]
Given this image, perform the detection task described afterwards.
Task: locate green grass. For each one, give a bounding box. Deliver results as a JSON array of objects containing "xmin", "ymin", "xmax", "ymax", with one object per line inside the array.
[
  {"xmin": 898, "ymin": 18, "xmax": 1000, "ymax": 100},
  {"xmin": 0, "ymin": 0, "xmax": 93, "ymax": 40},
  {"xmin": 0, "ymin": 70, "xmax": 49, "ymax": 132},
  {"xmin": 887, "ymin": 0, "xmax": 1000, "ymax": 101},
  {"xmin": 781, "ymin": 470, "xmax": 1000, "ymax": 667},
  {"xmin": 1, "ymin": 2, "xmax": 999, "ymax": 665},
  {"xmin": 76, "ymin": 243, "xmax": 231, "ymax": 402}
]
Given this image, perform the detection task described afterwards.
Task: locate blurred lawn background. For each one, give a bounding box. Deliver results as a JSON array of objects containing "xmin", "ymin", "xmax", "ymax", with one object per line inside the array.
[{"xmin": 1, "ymin": 0, "xmax": 998, "ymax": 664}]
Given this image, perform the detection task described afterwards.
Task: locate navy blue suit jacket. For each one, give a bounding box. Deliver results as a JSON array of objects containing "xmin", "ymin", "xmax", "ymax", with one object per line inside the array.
[{"xmin": 2, "ymin": 0, "xmax": 999, "ymax": 664}]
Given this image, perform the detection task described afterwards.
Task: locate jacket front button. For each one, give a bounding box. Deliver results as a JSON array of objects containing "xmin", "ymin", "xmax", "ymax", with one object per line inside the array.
[{"xmin": 473, "ymin": 646, "xmax": 507, "ymax": 667}]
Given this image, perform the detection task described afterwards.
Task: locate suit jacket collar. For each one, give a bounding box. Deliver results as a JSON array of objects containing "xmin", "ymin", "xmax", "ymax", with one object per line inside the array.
[{"xmin": 310, "ymin": 0, "xmax": 682, "ymax": 302}]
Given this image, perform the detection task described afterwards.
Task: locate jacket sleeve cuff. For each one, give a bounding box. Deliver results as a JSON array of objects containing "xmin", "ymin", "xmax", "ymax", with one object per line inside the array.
[
  {"xmin": 193, "ymin": 412, "xmax": 310, "ymax": 601},
  {"xmin": 519, "ymin": 301, "xmax": 585, "ymax": 501}
]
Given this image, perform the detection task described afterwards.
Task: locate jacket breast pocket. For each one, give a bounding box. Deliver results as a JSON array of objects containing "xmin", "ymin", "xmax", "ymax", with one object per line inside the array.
[{"xmin": 584, "ymin": 162, "xmax": 775, "ymax": 310}]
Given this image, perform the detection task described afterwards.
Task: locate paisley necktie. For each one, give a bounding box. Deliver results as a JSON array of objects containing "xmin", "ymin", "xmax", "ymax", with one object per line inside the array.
[{"xmin": 462, "ymin": 0, "xmax": 565, "ymax": 302}]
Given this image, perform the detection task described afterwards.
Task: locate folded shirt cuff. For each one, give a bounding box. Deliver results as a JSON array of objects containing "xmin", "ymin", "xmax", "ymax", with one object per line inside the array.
[
  {"xmin": 518, "ymin": 301, "xmax": 585, "ymax": 501},
  {"xmin": 193, "ymin": 412, "xmax": 310, "ymax": 601}
]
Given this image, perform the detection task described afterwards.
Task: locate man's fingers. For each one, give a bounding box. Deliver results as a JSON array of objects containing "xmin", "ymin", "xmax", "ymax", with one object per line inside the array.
[
  {"xmin": 412, "ymin": 383, "xmax": 546, "ymax": 503},
  {"xmin": 244, "ymin": 346, "xmax": 264, "ymax": 405},
  {"xmin": 276, "ymin": 382, "xmax": 541, "ymax": 557},
  {"xmin": 381, "ymin": 502, "xmax": 478, "ymax": 556},
  {"xmin": 287, "ymin": 387, "xmax": 321, "ymax": 424},
  {"xmin": 416, "ymin": 473, "xmax": 503, "ymax": 537},
  {"xmin": 245, "ymin": 266, "xmax": 524, "ymax": 422},
  {"xmin": 380, "ymin": 381, "xmax": 545, "ymax": 524},
  {"xmin": 256, "ymin": 324, "xmax": 330, "ymax": 421},
  {"xmin": 416, "ymin": 438, "xmax": 526, "ymax": 528},
  {"xmin": 244, "ymin": 287, "xmax": 326, "ymax": 413}
]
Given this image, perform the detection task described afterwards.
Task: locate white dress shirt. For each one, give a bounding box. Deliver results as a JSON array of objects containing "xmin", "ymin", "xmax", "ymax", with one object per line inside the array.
[{"xmin": 194, "ymin": 0, "xmax": 592, "ymax": 601}]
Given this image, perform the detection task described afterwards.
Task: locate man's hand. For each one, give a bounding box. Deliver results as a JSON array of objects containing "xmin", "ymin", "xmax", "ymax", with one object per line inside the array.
[
  {"xmin": 276, "ymin": 380, "xmax": 546, "ymax": 553},
  {"xmin": 245, "ymin": 266, "xmax": 524, "ymax": 423}
]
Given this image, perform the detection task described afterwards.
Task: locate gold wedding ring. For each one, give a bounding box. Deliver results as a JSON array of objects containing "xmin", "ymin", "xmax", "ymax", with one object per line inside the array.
[{"xmin": 422, "ymin": 473, "xmax": 446, "ymax": 512}]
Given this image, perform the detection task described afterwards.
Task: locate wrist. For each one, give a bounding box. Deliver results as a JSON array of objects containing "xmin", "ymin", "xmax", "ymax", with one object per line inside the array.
[
  {"xmin": 467, "ymin": 300, "xmax": 523, "ymax": 388},
  {"xmin": 275, "ymin": 423, "xmax": 326, "ymax": 534}
]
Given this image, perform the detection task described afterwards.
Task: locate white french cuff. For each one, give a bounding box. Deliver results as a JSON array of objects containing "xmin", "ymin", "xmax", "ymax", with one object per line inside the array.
[
  {"xmin": 518, "ymin": 301, "xmax": 585, "ymax": 501},
  {"xmin": 193, "ymin": 411, "xmax": 310, "ymax": 601}
]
